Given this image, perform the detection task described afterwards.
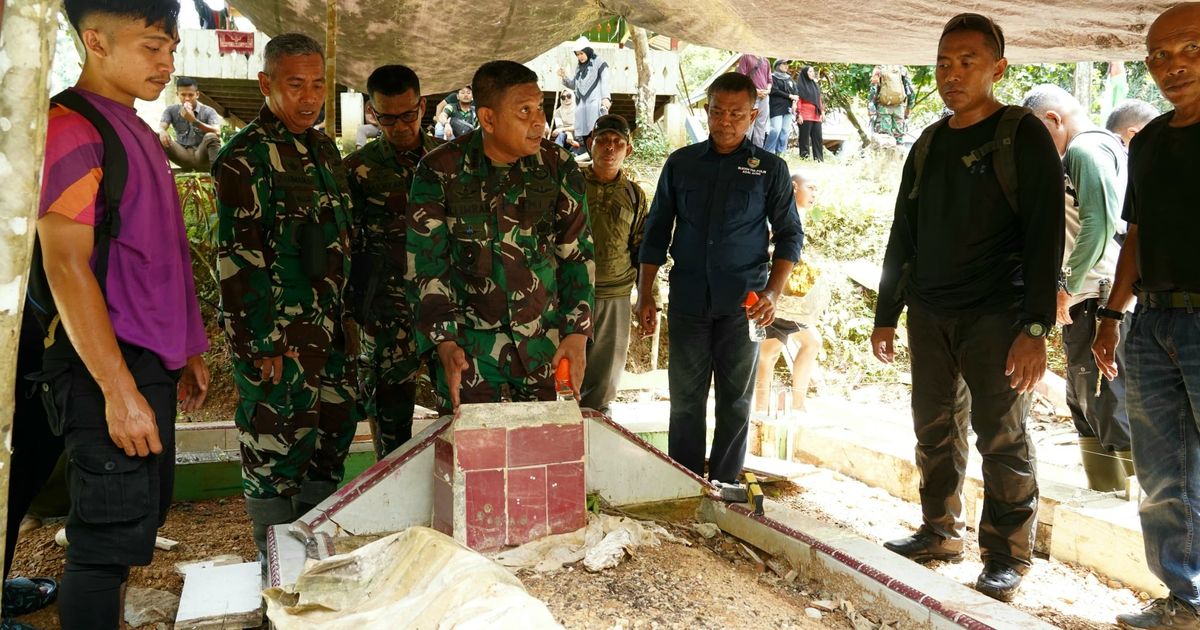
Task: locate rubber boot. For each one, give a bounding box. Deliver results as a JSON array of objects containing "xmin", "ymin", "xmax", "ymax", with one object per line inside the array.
[
  {"xmin": 245, "ymin": 496, "xmax": 297, "ymax": 557},
  {"xmin": 1115, "ymin": 450, "xmax": 1135, "ymax": 478},
  {"xmin": 1078, "ymin": 436, "xmax": 1126, "ymax": 492}
]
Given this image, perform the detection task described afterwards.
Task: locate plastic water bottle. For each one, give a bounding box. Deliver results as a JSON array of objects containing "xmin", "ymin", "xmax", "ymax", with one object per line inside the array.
[
  {"xmin": 555, "ymin": 358, "xmax": 575, "ymax": 401},
  {"xmin": 744, "ymin": 291, "xmax": 767, "ymax": 342}
]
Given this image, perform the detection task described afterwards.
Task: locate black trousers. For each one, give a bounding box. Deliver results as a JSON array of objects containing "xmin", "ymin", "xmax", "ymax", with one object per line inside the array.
[
  {"xmin": 797, "ymin": 120, "xmax": 824, "ymax": 161},
  {"xmin": 5, "ymin": 312, "xmax": 65, "ymax": 578},
  {"xmin": 667, "ymin": 308, "xmax": 760, "ymax": 483},
  {"xmin": 42, "ymin": 344, "xmax": 179, "ymax": 630},
  {"xmin": 907, "ymin": 305, "xmax": 1039, "ymax": 569},
  {"xmin": 1063, "ymin": 298, "xmax": 1132, "ymax": 451}
]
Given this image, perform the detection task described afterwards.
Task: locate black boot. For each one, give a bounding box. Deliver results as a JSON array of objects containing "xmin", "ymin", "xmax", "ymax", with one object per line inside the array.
[
  {"xmin": 882, "ymin": 528, "xmax": 963, "ymax": 563},
  {"xmin": 975, "ymin": 560, "xmax": 1024, "ymax": 602}
]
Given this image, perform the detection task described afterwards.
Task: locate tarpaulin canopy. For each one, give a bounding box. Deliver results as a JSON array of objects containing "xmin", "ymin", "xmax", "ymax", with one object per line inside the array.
[{"xmin": 229, "ymin": 0, "xmax": 1172, "ymax": 93}]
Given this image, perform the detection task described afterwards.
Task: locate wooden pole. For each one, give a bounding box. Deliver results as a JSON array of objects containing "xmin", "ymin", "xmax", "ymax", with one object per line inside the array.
[
  {"xmin": 0, "ymin": 0, "xmax": 59, "ymax": 585},
  {"xmin": 324, "ymin": 0, "xmax": 336, "ymax": 139}
]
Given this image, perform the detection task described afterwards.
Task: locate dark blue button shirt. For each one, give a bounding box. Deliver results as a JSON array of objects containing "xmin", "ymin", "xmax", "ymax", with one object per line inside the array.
[{"xmin": 641, "ymin": 138, "xmax": 804, "ymax": 317}]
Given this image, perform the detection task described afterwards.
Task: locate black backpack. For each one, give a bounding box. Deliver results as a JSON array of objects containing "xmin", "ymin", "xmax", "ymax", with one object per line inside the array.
[{"xmin": 25, "ymin": 89, "xmax": 128, "ymax": 357}]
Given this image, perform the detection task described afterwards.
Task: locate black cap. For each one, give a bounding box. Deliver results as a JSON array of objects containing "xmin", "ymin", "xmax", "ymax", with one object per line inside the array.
[{"xmin": 592, "ymin": 114, "xmax": 632, "ymax": 142}]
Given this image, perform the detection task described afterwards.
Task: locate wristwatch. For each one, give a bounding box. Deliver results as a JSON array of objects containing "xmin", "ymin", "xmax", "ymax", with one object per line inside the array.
[
  {"xmin": 1022, "ymin": 321, "xmax": 1048, "ymax": 338},
  {"xmin": 1097, "ymin": 307, "xmax": 1126, "ymax": 321}
]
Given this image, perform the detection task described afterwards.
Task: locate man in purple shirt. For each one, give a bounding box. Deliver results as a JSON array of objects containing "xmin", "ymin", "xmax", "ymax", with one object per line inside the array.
[
  {"xmin": 736, "ymin": 53, "xmax": 773, "ymax": 148},
  {"xmin": 31, "ymin": 1, "xmax": 209, "ymax": 627}
]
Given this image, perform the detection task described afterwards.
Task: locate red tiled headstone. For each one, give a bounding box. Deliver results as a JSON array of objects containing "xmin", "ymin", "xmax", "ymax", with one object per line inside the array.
[{"xmin": 432, "ymin": 401, "xmax": 586, "ymax": 551}]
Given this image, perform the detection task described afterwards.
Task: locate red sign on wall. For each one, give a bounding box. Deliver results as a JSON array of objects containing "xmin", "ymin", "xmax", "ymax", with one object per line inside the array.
[{"xmin": 216, "ymin": 30, "xmax": 255, "ymax": 56}]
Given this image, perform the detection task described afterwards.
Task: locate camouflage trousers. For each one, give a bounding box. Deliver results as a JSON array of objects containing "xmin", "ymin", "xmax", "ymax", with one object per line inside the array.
[
  {"xmin": 873, "ymin": 104, "xmax": 908, "ymax": 142},
  {"xmin": 232, "ymin": 350, "xmax": 359, "ymax": 500},
  {"xmin": 432, "ymin": 329, "xmax": 557, "ymax": 413},
  {"xmin": 360, "ymin": 319, "xmax": 422, "ymax": 457}
]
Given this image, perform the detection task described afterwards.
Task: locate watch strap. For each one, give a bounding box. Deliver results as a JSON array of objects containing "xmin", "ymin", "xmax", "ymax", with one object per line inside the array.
[{"xmin": 1097, "ymin": 307, "xmax": 1126, "ymax": 321}]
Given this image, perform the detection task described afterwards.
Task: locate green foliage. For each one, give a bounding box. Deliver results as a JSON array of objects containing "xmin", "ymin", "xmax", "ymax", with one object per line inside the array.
[
  {"xmin": 177, "ymin": 174, "xmax": 220, "ymax": 320},
  {"xmin": 678, "ymin": 45, "xmax": 734, "ymax": 97},
  {"xmin": 633, "ymin": 122, "xmax": 671, "ymax": 163}
]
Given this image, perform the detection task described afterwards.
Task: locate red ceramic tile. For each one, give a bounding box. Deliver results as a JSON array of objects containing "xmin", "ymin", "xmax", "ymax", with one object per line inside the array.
[
  {"xmin": 508, "ymin": 422, "xmax": 584, "ymax": 468},
  {"xmin": 455, "ymin": 427, "xmax": 507, "ymax": 471},
  {"xmin": 546, "ymin": 461, "xmax": 586, "ymax": 534},
  {"xmin": 506, "ymin": 466, "xmax": 548, "ymax": 546},
  {"xmin": 464, "ymin": 469, "xmax": 506, "ymax": 550},
  {"xmin": 432, "ymin": 477, "xmax": 454, "ymax": 536},
  {"xmin": 434, "ymin": 437, "xmax": 453, "ymax": 481}
]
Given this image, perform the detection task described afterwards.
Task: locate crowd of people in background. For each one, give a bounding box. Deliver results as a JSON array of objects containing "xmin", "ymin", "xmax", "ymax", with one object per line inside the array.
[{"xmin": 6, "ymin": 2, "xmax": 1200, "ymax": 630}]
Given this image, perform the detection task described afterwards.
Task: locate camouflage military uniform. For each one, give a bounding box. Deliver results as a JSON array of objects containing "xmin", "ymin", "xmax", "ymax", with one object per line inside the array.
[
  {"xmin": 406, "ymin": 130, "xmax": 594, "ymax": 411},
  {"xmin": 869, "ymin": 73, "xmax": 916, "ymax": 143},
  {"xmin": 213, "ymin": 104, "xmax": 358, "ymax": 508},
  {"xmin": 344, "ymin": 131, "xmax": 441, "ymax": 456}
]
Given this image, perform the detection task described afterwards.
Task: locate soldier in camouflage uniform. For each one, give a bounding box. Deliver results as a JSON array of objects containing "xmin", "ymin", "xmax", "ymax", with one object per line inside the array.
[
  {"xmin": 406, "ymin": 60, "xmax": 595, "ymax": 412},
  {"xmin": 344, "ymin": 65, "xmax": 441, "ymax": 457},
  {"xmin": 869, "ymin": 65, "xmax": 917, "ymax": 144},
  {"xmin": 212, "ymin": 33, "xmax": 358, "ymax": 555}
]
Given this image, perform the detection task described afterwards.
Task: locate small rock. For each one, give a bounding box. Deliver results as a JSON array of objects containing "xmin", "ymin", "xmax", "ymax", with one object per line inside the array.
[
  {"xmin": 123, "ymin": 587, "xmax": 179, "ymax": 627},
  {"xmin": 804, "ymin": 608, "xmax": 823, "ymax": 620},
  {"xmin": 812, "ymin": 599, "xmax": 837, "ymax": 612},
  {"xmin": 692, "ymin": 523, "xmax": 720, "ymax": 539},
  {"xmin": 54, "ymin": 528, "xmax": 68, "ymax": 548},
  {"xmin": 1108, "ymin": 580, "xmax": 1124, "ymax": 589}
]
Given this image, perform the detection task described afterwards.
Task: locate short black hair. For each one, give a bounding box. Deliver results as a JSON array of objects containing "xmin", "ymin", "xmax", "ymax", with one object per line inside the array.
[
  {"xmin": 175, "ymin": 76, "xmax": 198, "ymax": 90},
  {"xmin": 264, "ymin": 33, "xmax": 324, "ymax": 76},
  {"xmin": 366, "ymin": 65, "xmax": 421, "ymax": 99},
  {"xmin": 707, "ymin": 72, "xmax": 758, "ymax": 109},
  {"xmin": 472, "ymin": 60, "xmax": 538, "ymax": 110},
  {"xmin": 64, "ymin": 0, "xmax": 180, "ymax": 36},
  {"xmin": 940, "ymin": 13, "xmax": 1006, "ymax": 59},
  {"xmin": 1106, "ymin": 99, "xmax": 1160, "ymax": 134}
]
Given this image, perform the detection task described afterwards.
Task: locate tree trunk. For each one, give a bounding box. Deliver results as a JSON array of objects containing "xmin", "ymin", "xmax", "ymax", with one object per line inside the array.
[
  {"xmin": 826, "ymin": 88, "xmax": 869, "ymax": 147},
  {"xmin": 1074, "ymin": 61, "xmax": 1093, "ymax": 117},
  {"xmin": 629, "ymin": 25, "xmax": 655, "ymax": 131},
  {"xmin": 0, "ymin": 0, "xmax": 59, "ymax": 578}
]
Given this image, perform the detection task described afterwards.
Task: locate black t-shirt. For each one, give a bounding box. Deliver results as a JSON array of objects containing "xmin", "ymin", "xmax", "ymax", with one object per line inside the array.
[
  {"xmin": 1122, "ymin": 114, "xmax": 1200, "ymax": 293},
  {"xmin": 875, "ymin": 107, "xmax": 1065, "ymax": 327}
]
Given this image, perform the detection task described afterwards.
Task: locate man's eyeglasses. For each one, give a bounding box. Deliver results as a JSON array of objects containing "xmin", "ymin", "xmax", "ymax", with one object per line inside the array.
[{"xmin": 370, "ymin": 104, "xmax": 422, "ymax": 126}]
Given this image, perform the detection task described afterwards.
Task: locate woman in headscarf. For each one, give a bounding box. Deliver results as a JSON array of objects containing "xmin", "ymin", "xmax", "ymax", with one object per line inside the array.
[
  {"xmin": 550, "ymin": 89, "xmax": 580, "ymax": 151},
  {"xmin": 795, "ymin": 65, "xmax": 825, "ymax": 161},
  {"xmin": 557, "ymin": 43, "xmax": 611, "ymax": 146},
  {"xmin": 766, "ymin": 60, "xmax": 799, "ymax": 156}
]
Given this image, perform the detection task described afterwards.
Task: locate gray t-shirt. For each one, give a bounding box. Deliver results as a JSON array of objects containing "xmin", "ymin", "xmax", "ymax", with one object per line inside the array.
[{"xmin": 161, "ymin": 103, "xmax": 221, "ymax": 148}]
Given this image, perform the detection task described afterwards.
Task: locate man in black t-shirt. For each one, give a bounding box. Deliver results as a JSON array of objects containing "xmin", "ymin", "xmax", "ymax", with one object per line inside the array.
[
  {"xmin": 870, "ymin": 13, "xmax": 1064, "ymax": 603},
  {"xmin": 1094, "ymin": 5, "xmax": 1200, "ymax": 629}
]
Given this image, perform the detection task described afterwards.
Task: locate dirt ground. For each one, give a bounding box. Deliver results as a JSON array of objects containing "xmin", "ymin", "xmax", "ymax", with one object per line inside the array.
[
  {"xmin": 9, "ymin": 498, "xmax": 259, "ymax": 629},
  {"xmin": 770, "ymin": 465, "xmax": 1143, "ymax": 630}
]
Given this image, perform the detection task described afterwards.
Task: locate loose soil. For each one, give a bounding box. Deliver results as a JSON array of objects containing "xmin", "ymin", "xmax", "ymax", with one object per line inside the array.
[{"xmin": 9, "ymin": 498, "xmax": 259, "ymax": 630}]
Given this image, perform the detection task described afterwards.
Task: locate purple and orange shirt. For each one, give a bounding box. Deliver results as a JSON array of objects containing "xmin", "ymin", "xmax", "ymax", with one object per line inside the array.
[{"xmin": 39, "ymin": 88, "xmax": 208, "ymax": 370}]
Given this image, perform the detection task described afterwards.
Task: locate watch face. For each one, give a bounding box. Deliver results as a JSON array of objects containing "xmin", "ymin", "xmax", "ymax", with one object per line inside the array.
[{"xmin": 1027, "ymin": 322, "xmax": 1046, "ymax": 337}]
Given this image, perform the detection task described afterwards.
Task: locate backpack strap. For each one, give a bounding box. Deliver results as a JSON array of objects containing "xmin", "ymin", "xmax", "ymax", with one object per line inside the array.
[
  {"xmin": 29, "ymin": 91, "xmax": 128, "ymax": 351},
  {"xmin": 958, "ymin": 105, "xmax": 1028, "ymax": 214},
  {"xmin": 906, "ymin": 115, "xmax": 950, "ymax": 205},
  {"xmin": 47, "ymin": 89, "xmax": 129, "ymax": 294}
]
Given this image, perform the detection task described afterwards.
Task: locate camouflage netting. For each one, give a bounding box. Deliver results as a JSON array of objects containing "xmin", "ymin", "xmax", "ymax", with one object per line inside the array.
[{"xmin": 230, "ymin": 0, "xmax": 1174, "ymax": 93}]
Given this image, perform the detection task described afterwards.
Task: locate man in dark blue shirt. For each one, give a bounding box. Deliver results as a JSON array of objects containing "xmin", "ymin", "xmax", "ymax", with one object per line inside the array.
[{"xmin": 637, "ymin": 72, "xmax": 803, "ymax": 484}]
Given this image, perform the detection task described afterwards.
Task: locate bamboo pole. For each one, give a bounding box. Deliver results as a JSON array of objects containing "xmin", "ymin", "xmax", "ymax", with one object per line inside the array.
[
  {"xmin": 0, "ymin": 0, "xmax": 60, "ymax": 586},
  {"xmin": 324, "ymin": 0, "xmax": 336, "ymax": 138}
]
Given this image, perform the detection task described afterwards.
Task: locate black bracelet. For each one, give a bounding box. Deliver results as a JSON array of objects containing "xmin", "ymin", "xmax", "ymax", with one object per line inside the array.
[{"xmin": 1097, "ymin": 307, "xmax": 1125, "ymax": 321}]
